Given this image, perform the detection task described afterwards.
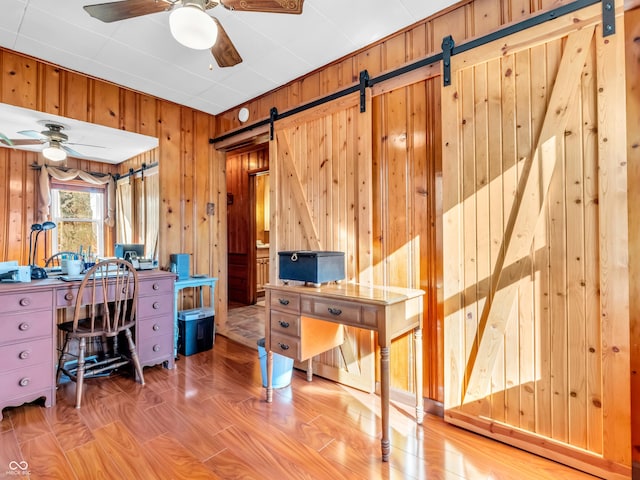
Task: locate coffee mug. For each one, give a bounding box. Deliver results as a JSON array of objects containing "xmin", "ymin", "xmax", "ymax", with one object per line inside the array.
[{"xmin": 67, "ymin": 259, "xmax": 84, "ymax": 276}]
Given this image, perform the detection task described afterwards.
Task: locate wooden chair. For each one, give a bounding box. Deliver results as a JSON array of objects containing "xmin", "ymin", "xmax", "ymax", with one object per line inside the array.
[
  {"xmin": 56, "ymin": 259, "xmax": 145, "ymax": 408},
  {"xmin": 45, "ymin": 251, "xmax": 76, "ymax": 267}
]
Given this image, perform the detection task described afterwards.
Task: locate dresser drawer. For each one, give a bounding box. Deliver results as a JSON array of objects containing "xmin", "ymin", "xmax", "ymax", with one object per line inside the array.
[
  {"xmin": 0, "ymin": 311, "xmax": 52, "ymax": 344},
  {"xmin": 0, "ymin": 362, "xmax": 52, "ymax": 397},
  {"xmin": 270, "ymin": 311, "xmax": 300, "ymax": 337},
  {"xmin": 0, "ymin": 337, "xmax": 52, "ymax": 372},
  {"xmin": 138, "ymin": 277, "xmax": 174, "ymax": 297},
  {"xmin": 137, "ymin": 294, "xmax": 173, "ymax": 319},
  {"xmin": 0, "ymin": 290, "xmax": 53, "ymax": 314},
  {"xmin": 138, "ymin": 333, "xmax": 173, "ymax": 364},
  {"xmin": 300, "ymin": 297, "xmax": 361, "ymax": 326},
  {"xmin": 137, "ymin": 315, "xmax": 173, "ymax": 340},
  {"xmin": 270, "ymin": 292, "xmax": 300, "ymax": 314}
]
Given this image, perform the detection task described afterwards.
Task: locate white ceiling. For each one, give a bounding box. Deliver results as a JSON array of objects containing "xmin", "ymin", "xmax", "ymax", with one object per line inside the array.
[{"xmin": 0, "ymin": 0, "xmax": 458, "ymax": 117}]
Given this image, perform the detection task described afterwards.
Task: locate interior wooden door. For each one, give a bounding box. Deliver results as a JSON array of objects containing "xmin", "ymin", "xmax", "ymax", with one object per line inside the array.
[
  {"xmin": 270, "ymin": 92, "xmax": 376, "ymax": 392},
  {"xmin": 441, "ymin": 4, "xmax": 630, "ymax": 478}
]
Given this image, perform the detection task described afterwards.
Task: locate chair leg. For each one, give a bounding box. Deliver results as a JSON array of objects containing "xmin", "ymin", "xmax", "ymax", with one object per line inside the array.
[
  {"xmin": 75, "ymin": 337, "xmax": 86, "ymax": 409},
  {"xmin": 124, "ymin": 328, "xmax": 145, "ymax": 385}
]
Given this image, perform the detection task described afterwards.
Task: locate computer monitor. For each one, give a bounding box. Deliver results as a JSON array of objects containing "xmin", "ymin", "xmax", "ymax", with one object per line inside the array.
[{"xmin": 114, "ymin": 243, "xmax": 145, "ymax": 261}]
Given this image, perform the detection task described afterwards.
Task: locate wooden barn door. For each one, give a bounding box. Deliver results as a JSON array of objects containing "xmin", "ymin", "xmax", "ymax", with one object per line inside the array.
[
  {"xmin": 442, "ymin": 5, "xmax": 630, "ymax": 479},
  {"xmin": 270, "ymin": 92, "xmax": 376, "ymax": 392}
]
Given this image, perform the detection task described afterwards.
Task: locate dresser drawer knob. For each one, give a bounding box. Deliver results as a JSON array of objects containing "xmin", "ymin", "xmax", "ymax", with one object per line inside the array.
[
  {"xmin": 19, "ymin": 378, "xmax": 30, "ymax": 387},
  {"xmin": 152, "ymin": 302, "xmax": 160, "ymax": 309},
  {"xmin": 152, "ymin": 283, "xmax": 160, "ymax": 290},
  {"xmin": 19, "ymin": 350, "xmax": 30, "ymax": 360},
  {"xmin": 277, "ymin": 343, "xmax": 290, "ymax": 351},
  {"xmin": 18, "ymin": 322, "xmax": 30, "ymax": 331},
  {"xmin": 18, "ymin": 297, "xmax": 31, "ymax": 307},
  {"xmin": 328, "ymin": 307, "xmax": 342, "ymax": 316},
  {"xmin": 153, "ymin": 344, "xmax": 160, "ymax": 352},
  {"xmin": 64, "ymin": 293, "xmax": 74, "ymax": 301},
  {"xmin": 278, "ymin": 321, "xmax": 290, "ymax": 329},
  {"xmin": 278, "ymin": 298, "xmax": 290, "ymax": 306},
  {"xmin": 153, "ymin": 324, "xmax": 160, "ymax": 331}
]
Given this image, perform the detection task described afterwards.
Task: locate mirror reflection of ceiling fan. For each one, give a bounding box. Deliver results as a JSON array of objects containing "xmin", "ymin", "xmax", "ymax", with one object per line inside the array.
[
  {"xmin": 0, "ymin": 122, "xmax": 105, "ymax": 162},
  {"xmin": 83, "ymin": 0, "xmax": 305, "ymax": 68}
]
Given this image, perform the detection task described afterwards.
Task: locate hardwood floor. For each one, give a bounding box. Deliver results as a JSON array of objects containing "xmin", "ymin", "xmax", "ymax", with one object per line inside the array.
[{"xmin": 0, "ymin": 336, "xmax": 599, "ymax": 479}]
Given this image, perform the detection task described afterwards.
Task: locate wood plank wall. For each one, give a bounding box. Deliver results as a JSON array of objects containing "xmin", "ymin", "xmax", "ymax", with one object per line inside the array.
[{"xmin": 0, "ymin": 49, "xmax": 226, "ymax": 320}]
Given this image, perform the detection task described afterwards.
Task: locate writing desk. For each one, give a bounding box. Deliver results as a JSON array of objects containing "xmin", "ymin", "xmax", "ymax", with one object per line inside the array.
[
  {"xmin": 173, "ymin": 276, "xmax": 217, "ymax": 357},
  {"xmin": 0, "ymin": 270, "xmax": 175, "ymax": 420},
  {"xmin": 264, "ymin": 283, "xmax": 425, "ymax": 461}
]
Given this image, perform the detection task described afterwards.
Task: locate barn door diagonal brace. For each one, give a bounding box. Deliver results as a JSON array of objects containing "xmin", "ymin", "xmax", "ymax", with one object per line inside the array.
[{"xmin": 602, "ymin": 0, "xmax": 615, "ymax": 37}]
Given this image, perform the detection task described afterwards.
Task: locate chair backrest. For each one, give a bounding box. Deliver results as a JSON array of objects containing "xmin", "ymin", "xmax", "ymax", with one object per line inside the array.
[
  {"xmin": 72, "ymin": 259, "xmax": 139, "ymax": 335},
  {"xmin": 45, "ymin": 251, "xmax": 76, "ymax": 267}
]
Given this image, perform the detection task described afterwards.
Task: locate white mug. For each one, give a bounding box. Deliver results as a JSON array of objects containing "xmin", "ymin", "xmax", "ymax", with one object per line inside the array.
[{"xmin": 67, "ymin": 259, "xmax": 84, "ymax": 276}]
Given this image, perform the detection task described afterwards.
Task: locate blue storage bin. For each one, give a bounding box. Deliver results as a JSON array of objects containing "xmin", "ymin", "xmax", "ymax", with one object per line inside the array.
[{"xmin": 257, "ymin": 338, "xmax": 293, "ymax": 388}]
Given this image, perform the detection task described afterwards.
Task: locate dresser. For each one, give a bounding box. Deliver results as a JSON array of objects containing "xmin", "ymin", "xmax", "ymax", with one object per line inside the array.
[
  {"xmin": 0, "ymin": 270, "xmax": 175, "ymax": 420},
  {"xmin": 264, "ymin": 282, "xmax": 425, "ymax": 461}
]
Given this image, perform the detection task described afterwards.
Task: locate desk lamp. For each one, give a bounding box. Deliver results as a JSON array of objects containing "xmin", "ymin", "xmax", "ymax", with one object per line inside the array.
[{"xmin": 29, "ymin": 221, "xmax": 56, "ymax": 279}]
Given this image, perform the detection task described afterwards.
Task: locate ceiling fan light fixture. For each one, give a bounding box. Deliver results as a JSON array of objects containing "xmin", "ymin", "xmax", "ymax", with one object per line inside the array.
[
  {"xmin": 42, "ymin": 142, "xmax": 67, "ymax": 162},
  {"xmin": 169, "ymin": 3, "xmax": 218, "ymax": 50}
]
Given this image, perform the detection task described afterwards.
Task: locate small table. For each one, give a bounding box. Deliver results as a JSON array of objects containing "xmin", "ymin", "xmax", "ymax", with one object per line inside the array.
[
  {"xmin": 264, "ymin": 282, "xmax": 425, "ymax": 461},
  {"xmin": 173, "ymin": 276, "xmax": 217, "ymax": 357}
]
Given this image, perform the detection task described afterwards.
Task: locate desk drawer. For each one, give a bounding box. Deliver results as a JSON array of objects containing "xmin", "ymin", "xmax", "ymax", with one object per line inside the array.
[
  {"xmin": 56, "ymin": 284, "xmax": 132, "ymax": 308},
  {"xmin": 138, "ymin": 277, "xmax": 174, "ymax": 297},
  {"xmin": 138, "ymin": 315, "xmax": 173, "ymax": 340},
  {"xmin": 300, "ymin": 297, "xmax": 361, "ymax": 326},
  {"xmin": 0, "ymin": 337, "xmax": 52, "ymax": 372},
  {"xmin": 138, "ymin": 333, "xmax": 173, "ymax": 364},
  {"xmin": 0, "ymin": 312, "xmax": 52, "ymax": 344},
  {"xmin": 269, "ymin": 311, "xmax": 300, "ymax": 337},
  {"xmin": 138, "ymin": 294, "xmax": 173, "ymax": 319},
  {"xmin": 270, "ymin": 292, "xmax": 300, "ymax": 314},
  {"xmin": 0, "ymin": 362, "xmax": 52, "ymax": 397},
  {"xmin": 0, "ymin": 290, "xmax": 52, "ymax": 314},
  {"xmin": 270, "ymin": 331, "xmax": 300, "ymax": 360}
]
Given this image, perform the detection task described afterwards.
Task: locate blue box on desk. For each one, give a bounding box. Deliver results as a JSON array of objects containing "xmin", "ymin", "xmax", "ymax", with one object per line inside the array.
[
  {"xmin": 278, "ymin": 251, "xmax": 345, "ymax": 284},
  {"xmin": 178, "ymin": 308, "xmax": 215, "ymax": 356}
]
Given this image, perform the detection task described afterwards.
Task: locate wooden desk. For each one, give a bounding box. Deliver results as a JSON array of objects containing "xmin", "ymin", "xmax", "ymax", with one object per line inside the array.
[
  {"xmin": 0, "ymin": 270, "xmax": 175, "ymax": 420},
  {"xmin": 264, "ymin": 283, "xmax": 425, "ymax": 461}
]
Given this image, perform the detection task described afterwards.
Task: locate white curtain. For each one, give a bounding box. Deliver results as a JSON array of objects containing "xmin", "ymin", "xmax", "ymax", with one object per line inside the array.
[{"xmin": 38, "ymin": 165, "xmax": 116, "ymax": 226}]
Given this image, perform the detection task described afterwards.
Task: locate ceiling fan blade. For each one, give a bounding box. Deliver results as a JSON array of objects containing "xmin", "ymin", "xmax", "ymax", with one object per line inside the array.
[
  {"xmin": 220, "ymin": 0, "xmax": 303, "ymax": 14},
  {"xmin": 62, "ymin": 145, "xmax": 85, "ymax": 158},
  {"xmin": 66, "ymin": 142, "xmax": 108, "ymax": 149},
  {"xmin": 211, "ymin": 17, "xmax": 242, "ymax": 67},
  {"xmin": 17, "ymin": 130, "xmax": 47, "ymax": 140},
  {"xmin": 6, "ymin": 139, "xmax": 45, "ymax": 146},
  {"xmin": 0, "ymin": 132, "xmax": 13, "ymax": 146},
  {"xmin": 84, "ymin": 0, "xmax": 173, "ymax": 23}
]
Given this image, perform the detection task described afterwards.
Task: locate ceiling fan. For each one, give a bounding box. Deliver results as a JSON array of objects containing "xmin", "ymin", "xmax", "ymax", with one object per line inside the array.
[
  {"xmin": 1, "ymin": 122, "xmax": 104, "ymax": 161},
  {"xmin": 82, "ymin": 0, "xmax": 305, "ymax": 68}
]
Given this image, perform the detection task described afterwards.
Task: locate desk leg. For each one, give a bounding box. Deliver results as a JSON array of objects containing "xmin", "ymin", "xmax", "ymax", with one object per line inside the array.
[
  {"xmin": 380, "ymin": 345, "xmax": 390, "ymax": 462},
  {"xmin": 266, "ymin": 350, "xmax": 274, "ymax": 403},
  {"xmin": 414, "ymin": 326, "xmax": 424, "ymax": 424},
  {"xmin": 173, "ymin": 289, "xmax": 179, "ymax": 359}
]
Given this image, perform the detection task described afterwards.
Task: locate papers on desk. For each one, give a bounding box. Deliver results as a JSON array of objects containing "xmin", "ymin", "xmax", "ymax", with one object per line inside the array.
[{"xmin": 59, "ymin": 271, "xmax": 121, "ymax": 282}]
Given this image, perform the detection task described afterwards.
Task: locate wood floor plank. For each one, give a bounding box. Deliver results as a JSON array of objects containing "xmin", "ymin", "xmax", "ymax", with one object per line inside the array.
[
  {"xmin": 66, "ymin": 439, "xmax": 126, "ymax": 479},
  {"xmin": 19, "ymin": 431, "xmax": 77, "ymax": 479},
  {"xmin": 92, "ymin": 421, "xmax": 160, "ymax": 478},
  {"xmin": 142, "ymin": 433, "xmax": 224, "ymax": 479}
]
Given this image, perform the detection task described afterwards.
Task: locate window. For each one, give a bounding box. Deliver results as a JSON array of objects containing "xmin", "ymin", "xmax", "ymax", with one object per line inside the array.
[{"xmin": 51, "ymin": 183, "xmax": 105, "ymax": 256}]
